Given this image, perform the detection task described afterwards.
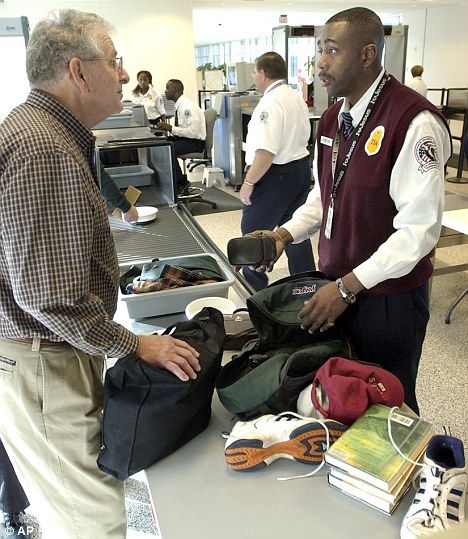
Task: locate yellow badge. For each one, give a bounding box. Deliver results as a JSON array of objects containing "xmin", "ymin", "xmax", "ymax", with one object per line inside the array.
[{"xmin": 365, "ymin": 125, "xmax": 385, "ymax": 156}]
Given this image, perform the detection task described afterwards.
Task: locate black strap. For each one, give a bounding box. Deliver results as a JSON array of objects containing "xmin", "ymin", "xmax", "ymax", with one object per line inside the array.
[{"xmin": 330, "ymin": 73, "xmax": 388, "ymax": 199}]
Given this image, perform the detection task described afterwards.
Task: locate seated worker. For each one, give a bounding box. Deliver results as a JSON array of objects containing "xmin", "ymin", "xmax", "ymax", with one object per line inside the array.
[
  {"xmin": 131, "ymin": 70, "xmax": 166, "ymax": 125},
  {"xmin": 100, "ymin": 163, "xmax": 138, "ymax": 223},
  {"xmin": 156, "ymin": 79, "xmax": 206, "ymax": 194}
]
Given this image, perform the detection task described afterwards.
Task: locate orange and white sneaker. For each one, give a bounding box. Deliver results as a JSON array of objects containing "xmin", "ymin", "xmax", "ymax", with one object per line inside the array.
[{"xmin": 224, "ymin": 412, "xmax": 347, "ymax": 472}]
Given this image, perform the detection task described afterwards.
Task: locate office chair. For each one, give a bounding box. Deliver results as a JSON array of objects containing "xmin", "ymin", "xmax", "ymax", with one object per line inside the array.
[
  {"xmin": 179, "ymin": 108, "xmax": 217, "ymax": 173},
  {"xmin": 177, "ymin": 108, "xmax": 218, "ymax": 210}
]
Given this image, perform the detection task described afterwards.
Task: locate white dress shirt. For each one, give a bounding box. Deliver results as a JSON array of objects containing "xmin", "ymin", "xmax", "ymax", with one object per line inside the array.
[
  {"xmin": 132, "ymin": 87, "xmax": 166, "ymax": 120},
  {"xmin": 245, "ymin": 81, "xmax": 310, "ymax": 165},
  {"xmin": 282, "ymin": 69, "xmax": 451, "ymax": 290},
  {"xmin": 172, "ymin": 94, "xmax": 206, "ymax": 140}
]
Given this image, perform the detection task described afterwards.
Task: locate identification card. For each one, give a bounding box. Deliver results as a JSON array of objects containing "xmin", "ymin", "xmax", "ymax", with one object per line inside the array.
[
  {"xmin": 321, "ymin": 135, "xmax": 333, "ymax": 147},
  {"xmin": 324, "ymin": 201, "xmax": 334, "ymax": 239}
]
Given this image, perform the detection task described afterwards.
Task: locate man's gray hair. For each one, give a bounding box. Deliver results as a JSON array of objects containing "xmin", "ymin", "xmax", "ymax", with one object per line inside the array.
[{"xmin": 26, "ymin": 9, "xmax": 113, "ymax": 86}]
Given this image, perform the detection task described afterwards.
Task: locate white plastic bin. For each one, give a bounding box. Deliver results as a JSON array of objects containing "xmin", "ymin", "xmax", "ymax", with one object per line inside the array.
[
  {"xmin": 105, "ymin": 164, "xmax": 153, "ymax": 188},
  {"xmin": 119, "ymin": 253, "xmax": 236, "ymax": 319}
]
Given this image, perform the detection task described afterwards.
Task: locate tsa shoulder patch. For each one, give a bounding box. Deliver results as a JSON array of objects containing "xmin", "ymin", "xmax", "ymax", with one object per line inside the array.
[
  {"xmin": 415, "ymin": 136, "xmax": 439, "ymax": 173},
  {"xmin": 365, "ymin": 125, "xmax": 385, "ymax": 156},
  {"xmin": 184, "ymin": 109, "xmax": 191, "ymax": 118},
  {"xmin": 260, "ymin": 110, "xmax": 269, "ymax": 124}
]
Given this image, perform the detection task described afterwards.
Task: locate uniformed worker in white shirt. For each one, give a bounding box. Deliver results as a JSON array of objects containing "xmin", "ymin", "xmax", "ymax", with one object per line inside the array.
[
  {"xmin": 243, "ymin": 7, "xmax": 451, "ymax": 414},
  {"xmin": 407, "ymin": 65, "xmax": 428, "ymax": 98},
  {"xmin": 131, "ymin": 70, "xmax": 166, "ymax": 125},
  {"xmin": 240, "ymin": 51, "xmax": 315, "ymax": 290},
  {"xmin": 157, "ymin": 79, "xmax": 206, "ymax": 194}
]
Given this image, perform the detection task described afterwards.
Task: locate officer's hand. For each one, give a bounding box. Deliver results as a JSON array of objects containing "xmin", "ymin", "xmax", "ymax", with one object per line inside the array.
[
  {"xmin": 233, "ymin": 230, "xmax": 285, "ymax": 274},
  {"xmin": 137, "ymin": 335, "xmax": 200, "ymax": 381},
  {"xmin": 239, "ymin": 182, "xmax": 254, "ymax": 205},
  {"xmin": 298, "ymin": 282, "xmax": 348, "ymax": 334},
  {"xmin": 156, "ymin": 121, "xmax": 172, "ymax": 132}
]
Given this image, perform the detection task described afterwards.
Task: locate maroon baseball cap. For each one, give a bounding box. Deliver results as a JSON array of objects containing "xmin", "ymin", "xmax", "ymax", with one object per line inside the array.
[{"xmin": 311, "ymin": 357, "xmax": 404, "ymax": 426}]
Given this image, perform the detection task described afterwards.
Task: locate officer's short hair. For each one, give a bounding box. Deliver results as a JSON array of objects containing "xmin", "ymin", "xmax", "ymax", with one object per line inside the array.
[{"xmin": 255, "ymin": 52, "xmax": 287, "ymax": 80}]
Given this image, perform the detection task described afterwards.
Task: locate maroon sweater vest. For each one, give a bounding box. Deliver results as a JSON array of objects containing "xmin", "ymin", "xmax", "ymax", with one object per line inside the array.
[{"xmin": 316, "ymin": 75, "xmax": 449, "ymax": 295}]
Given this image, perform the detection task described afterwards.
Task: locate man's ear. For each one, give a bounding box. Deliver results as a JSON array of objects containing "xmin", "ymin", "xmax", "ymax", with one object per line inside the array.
[
  {"xmin": 69, "ymin": 58, "xmax": 89, "ymax": 92},
  {"xmin": 362, "ymin": 44, "xmax": 378, "ymax": 67}
]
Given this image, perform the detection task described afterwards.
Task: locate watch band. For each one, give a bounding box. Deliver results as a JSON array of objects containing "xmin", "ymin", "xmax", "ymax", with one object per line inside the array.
[{"xmin": 336, "ymin": 278, "xmax": 356, "ymax": 304}]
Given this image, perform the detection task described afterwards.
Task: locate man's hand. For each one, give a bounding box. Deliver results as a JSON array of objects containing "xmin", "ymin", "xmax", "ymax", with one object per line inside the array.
[
  {"xmin": 137, "ymin": 334, "xmax": 200, "ymax": 381},
  {"xmin": 122, "ymin": 206, "xmax": 139, "ymax": 223},
  {"xmin": 156, "ymin": 121, "xmax": 172, "ymax": 133},
  {"xmin": 233, "ymin": 230, "xmax": 287, "ymax": 274},
  {"xmin": 239, "ymin": 182, "xmax": 254, "ymax": 206},
  {"xmin": 298, "ymin": 281, "xmax": 348, "ymax": 334}
]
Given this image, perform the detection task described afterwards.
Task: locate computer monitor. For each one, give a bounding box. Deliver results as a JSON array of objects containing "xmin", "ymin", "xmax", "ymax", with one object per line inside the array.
[{"xmin": 226, "ymin": 62, "xmax": 255, "ymax": 92}]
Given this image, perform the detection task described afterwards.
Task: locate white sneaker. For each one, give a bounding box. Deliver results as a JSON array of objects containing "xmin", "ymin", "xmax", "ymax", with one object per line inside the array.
[
  {"xmin": 224, "ymin": 412, "xmax": 347, "ymax": 472},
  {"xmin": 401, "ymin": 434, "xmax": 467, "ymax": 538}
]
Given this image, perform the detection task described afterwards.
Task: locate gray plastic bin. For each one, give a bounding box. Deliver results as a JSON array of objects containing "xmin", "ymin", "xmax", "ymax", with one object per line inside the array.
[
  {"xmin": 119, "ymin": 253, "xmax": 235, "ymax": 319},
  {"xmin": 105, "ymin": 164, "xmax": 153, "ymax": 188}
]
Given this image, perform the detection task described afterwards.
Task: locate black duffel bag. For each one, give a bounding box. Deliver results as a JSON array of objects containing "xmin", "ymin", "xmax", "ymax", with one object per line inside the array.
[{"xmin": 97, "ymin": 307, "xmax": 226, "ymax": 480}]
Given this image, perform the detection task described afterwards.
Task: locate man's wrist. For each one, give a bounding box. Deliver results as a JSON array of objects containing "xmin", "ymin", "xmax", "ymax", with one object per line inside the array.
[
  {"xmin": 273, "ymin": 227, "xmax": 292, "ymax": 245},
  {"xmin": 244, "ymin": 179, "xmax": 256, "ymax": 186}
]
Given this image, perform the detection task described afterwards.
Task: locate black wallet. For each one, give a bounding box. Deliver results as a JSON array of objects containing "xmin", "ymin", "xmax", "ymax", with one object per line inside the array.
[{"xmin": 227, "ymin": 236, "xmax": 276, "ymax": 266}]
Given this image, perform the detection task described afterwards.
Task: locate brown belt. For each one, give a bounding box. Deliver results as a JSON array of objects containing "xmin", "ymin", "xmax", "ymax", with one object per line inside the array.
[{"xmin": 5, "ymin": 337, "xmax": 66, "ymax": 346}]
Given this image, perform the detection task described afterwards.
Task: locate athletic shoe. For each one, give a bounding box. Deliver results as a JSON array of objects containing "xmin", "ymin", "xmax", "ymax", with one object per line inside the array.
[
  {"xmin": 224, "ymin": 412, "xmax": 347, "ymax": 472},
  {"xmin": 401, "ymin": 434, "xmax": 467, "ymax": 538}
]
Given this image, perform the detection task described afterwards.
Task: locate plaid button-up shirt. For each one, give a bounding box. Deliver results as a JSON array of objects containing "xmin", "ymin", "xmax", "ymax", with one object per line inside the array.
[{"xmin": 0, "ymin": 89, "xmax": 138, "ymax": 357}]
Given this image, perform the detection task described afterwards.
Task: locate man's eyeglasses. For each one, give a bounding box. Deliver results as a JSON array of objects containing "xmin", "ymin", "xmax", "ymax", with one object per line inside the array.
[{"xmin": 81, "ymin": 56, "xmax": 123, "ymax": 74}]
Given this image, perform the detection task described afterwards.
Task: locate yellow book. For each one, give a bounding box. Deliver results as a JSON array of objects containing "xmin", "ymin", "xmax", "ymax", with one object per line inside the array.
[{"xmin": 324, "ymin": 404, "xmax": 433, "ymax": 492}]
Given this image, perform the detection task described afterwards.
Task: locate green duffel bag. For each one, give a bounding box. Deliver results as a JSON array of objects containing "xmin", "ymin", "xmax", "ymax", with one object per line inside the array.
[{"xmin": 216, "ymin": 271, "xmax": 354, "ymax": 420}]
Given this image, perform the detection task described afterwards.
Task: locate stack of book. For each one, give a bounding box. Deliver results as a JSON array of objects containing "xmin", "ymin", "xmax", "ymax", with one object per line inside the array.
[{"xmin": 324, "ymin": 404, "xmax": 433, "ymax": 514}]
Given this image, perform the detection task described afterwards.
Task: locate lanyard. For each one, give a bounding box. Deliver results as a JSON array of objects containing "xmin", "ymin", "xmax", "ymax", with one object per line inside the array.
[
  {"xmin": 265, "ymin": 80, "xmax": 287, "ymax": 94},
  {"xmin": 330, "ymin": 73, "xmax": 388, "ymax": 198}
]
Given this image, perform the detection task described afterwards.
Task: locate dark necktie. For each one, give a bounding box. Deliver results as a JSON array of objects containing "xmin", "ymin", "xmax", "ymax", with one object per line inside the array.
[
  {"xmin": 175, "ymin": 110, "xmax": 179, "ymax": 126},
  {"xmin": 341, "ymin": 111, "xmax": 354, "ymax": 139}
]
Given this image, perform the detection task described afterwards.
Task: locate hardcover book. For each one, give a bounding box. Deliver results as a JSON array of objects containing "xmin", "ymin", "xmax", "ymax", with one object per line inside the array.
[
  {"xmin": 324, "ymin": 404, "xmax": 433, "ymax": 492},
  {"xmin": 327, "ymin": 449, "xmax": 423, "ymax": 514},
  {"xmin": 327, "ymin": 471, "xmax": 413, "ymax": 514}
]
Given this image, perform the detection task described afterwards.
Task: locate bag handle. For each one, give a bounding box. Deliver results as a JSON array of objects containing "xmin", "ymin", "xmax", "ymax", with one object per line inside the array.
[{"xmin": 265, "ymin": 270, "xmax": 328, "ymax": 289}]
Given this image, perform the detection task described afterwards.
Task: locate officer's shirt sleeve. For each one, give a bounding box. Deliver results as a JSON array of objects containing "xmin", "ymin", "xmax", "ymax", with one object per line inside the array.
[{"xmin": 353, "ymin": 111, "xmax": 451, "ymax": 289}]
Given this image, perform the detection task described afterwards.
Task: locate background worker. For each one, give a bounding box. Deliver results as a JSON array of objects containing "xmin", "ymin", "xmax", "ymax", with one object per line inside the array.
[
  {"xmin": 156, "ymin": 79, "xmax": 206, "ymax": 194},
  {"xmin": 407, "ymin": 65, "xmax": 428, "ymax": 97},
  {"xmin": 248, "ymin": 7, "xmax": 451, "ymax": 414},
  {"xmin": 131, "ymin": 69, "xmax": 166, "ymax": 124},
  {"xmin": 0, "ymin": 9, "xmax": 199, "ymax": 538},
  {"xmin": 240, "ymin": 51, "xmax": 315, "ymax": 290}
]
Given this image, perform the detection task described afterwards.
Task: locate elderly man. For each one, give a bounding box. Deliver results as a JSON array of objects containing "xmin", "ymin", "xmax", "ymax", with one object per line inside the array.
[{"xmin": 0, "ymin": 9, "xmax": 199, "ymax": 538}]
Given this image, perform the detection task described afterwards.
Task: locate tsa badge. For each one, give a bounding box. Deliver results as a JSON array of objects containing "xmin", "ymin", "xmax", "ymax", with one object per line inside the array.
[
  {"xmin": 415, "ymin": 136, "xmax": 439, "ymax": 173},
  {"xmin": 365, "ymin": 125, "xmax": 385, "ymax": 156},
  {"xmin": 259, "ymin": 111, "xmax": 268, "ymax": 124}
]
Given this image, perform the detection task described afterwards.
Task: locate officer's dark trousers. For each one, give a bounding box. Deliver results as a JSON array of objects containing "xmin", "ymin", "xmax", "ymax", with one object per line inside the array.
[
  {"xmin": 0, "ymin": 439, "xmax": 29, "ymax": 514},
  {"xmin": 170, "ymin": 135, "xmax": 205, "ymax": 192},
  {"xmin": 241, "ymin": 156, "xmax": 315, "ymax": 290},
  {"xmin": 337, "ymin": 282, "xmax": 430, "ymax": 415}
]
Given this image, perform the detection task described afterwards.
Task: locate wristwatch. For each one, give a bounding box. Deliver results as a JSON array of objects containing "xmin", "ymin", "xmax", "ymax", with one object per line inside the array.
[{"xmin": 336, "ymin": 278, "xmax": 357, "ymax": 304}]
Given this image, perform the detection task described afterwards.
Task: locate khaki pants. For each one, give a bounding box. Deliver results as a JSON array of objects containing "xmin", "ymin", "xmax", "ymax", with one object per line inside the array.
[{"xmin": 0, "ymin": 338, "xmax": 127, "ymax": 538}]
